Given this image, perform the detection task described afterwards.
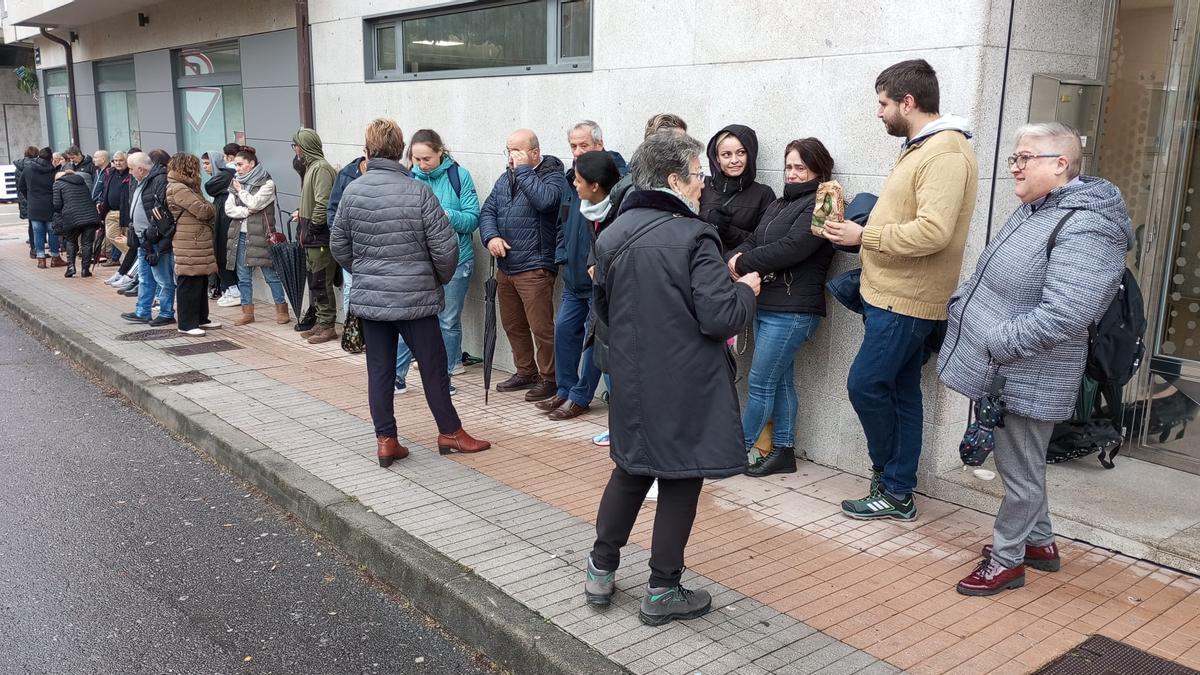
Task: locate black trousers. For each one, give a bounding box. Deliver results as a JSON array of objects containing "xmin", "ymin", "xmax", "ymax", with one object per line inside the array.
[
  {"xmin": 118, "ymin": 231, "xmax": 137, "ymax": 277},
  {"xmin": 591, "ymin": 466, "xmax": 704, "ymax": 588},
  {"xmin": 211, "ymin": 222, "xmax": 237, "ymax": 292},
  {"xmin": 176, "ymin": 275, "xmax": 210, "ymax": 331},
  {"xmin": 64, "ymin": 226, "xmax": 96, "ymax": 269},
  {"xmin": 362, "ymin": 315, "xmax": 461, "ymax": 437}
]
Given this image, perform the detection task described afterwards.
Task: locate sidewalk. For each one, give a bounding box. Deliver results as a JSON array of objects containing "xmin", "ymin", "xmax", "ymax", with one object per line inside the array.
[{"xmin": 3, "ymin": 231, "xmax": 1200, "ymax": 674}]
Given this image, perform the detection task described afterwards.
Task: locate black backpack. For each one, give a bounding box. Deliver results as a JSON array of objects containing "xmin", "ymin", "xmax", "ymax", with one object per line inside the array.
[{"xmin": 1047, "ymin": 211, "xmax": 1146, "ymax": 388}]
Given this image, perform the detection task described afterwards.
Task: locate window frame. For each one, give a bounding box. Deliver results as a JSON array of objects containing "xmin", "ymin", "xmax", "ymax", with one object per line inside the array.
[
  {"xmin": 43, "ymin": 67, "xmax": 70, "ymax": 149},
  {"xmin": 94, "ymin": 59, "xmax": 140, "ymax": 152},
  {"xmin": 364, "ymin": 0, "xmax": 592, "ymax": 82}
]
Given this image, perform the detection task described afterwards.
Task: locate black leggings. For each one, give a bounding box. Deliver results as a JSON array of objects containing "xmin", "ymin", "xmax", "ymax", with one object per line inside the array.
[
  {"xmin": 591, "ymin": 466, "xmax": 704, "ymax": 588},
  {"xmin": 362, "ymin": 315, "xmax": 461, "ymax": 437},
  {"xmin": 63, "ymin": 226, "xmax": 97, "ymax": 269}
]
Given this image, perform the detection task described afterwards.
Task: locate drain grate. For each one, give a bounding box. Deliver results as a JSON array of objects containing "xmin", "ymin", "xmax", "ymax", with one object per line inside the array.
[
  {"xmin": 155, "ymin": 370, "xmax": 214, "ymax": 386},
  {"xmin": 118, "ymin": 329, "xmax": 176, "ymax": 342},
  {"xmin": 161, "ymin": 339, "xmax": 243, "ymax": 356},
  {"xmin": 1035, "ymin": 635, "xmax": 1199, "ymax": 675}
]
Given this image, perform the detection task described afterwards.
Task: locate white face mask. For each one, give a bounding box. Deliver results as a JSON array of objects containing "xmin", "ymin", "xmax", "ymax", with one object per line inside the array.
[
  {"xmin": 579, "ymin": 196, "xmax": 612, "ymax": 221},
  {"xmin": 655, "ymin": 187, "xmax": 697, "ymax": 214}
]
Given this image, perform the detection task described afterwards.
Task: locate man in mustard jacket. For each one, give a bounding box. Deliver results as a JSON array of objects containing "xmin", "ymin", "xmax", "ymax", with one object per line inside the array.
[{"xmin": 825, "ymin": 59, "xmax": 979, "ymax": 521}]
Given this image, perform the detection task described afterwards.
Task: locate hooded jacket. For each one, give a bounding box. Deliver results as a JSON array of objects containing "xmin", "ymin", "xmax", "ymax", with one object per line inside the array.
[
  {"xmin": 73, "ymin": 155, "xmax": 96, "ymax": 178},
  {"xmin": 937, "ymin": 176, "xmax": 1131, "ymax": 421},
  {"xmin": 21, "ymin": 158, "xmax": 57, "ymax": 222},
  {"xmin": 412, "ymin": 155, "xmax": 481, "ymax": 268},
  {"xmin": 594, "ymin": 189, "xmax": 756, "ymax": 479},
  {"xmin": 52, "ymin": 172, "xmax": 101, "ymax": 233},
  {"xmin": 327, "ymin": 157, "xmax": 364, "ymax": 235},
  {"xmin": 479, "ymin": 154, "xmax": 568, "ymax": 275},
  {"xmin": 557, "ymin": 150, "xmax": 628, "ymax": 298},
  {"xmin": 699, "ymin": 124, "xmax": 776, "ymax": 251},
  {"xmin": 730, "ymin": 179, "xmax": 836, "ymax": 315},
  {"xmin": 860, "ymin": 114, "xmax": 979, "ymax": 320},
  {"xmin": 293, "ymin": 128, "xmax": 336, "ymax": 248},
  {"xmin": 167, "ymin": 171, "xmax": 217, "ymax": 277},
  {"xmin": 204, "ymin": 165, "xmax": 237, "ymax": 245},
  {"xmin": 14, "ymin": 157, "xmax": 29, "ymax": 219},
  {"xmin": 330, "ymin": 158, "xmax": 458, "ymax": 322}
]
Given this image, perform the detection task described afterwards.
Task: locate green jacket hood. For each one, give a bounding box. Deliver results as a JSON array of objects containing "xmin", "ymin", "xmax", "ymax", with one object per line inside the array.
[{"xmin": 293, "ymin": 128, "xmax": 326, "ymax": 164}]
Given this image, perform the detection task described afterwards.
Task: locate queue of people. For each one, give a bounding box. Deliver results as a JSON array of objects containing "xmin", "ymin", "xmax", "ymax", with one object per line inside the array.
[{"xmin": 12, "ymin": 57, "xmax": 1134, "ymax": 625}]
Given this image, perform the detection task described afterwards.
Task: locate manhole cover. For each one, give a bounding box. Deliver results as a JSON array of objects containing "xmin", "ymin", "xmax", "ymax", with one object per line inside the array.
[
  {"xmin": 156, "ymin": 370, "xmax": 213, "ymax": 385},
  {"xmin": 161, "ymin": 339, "xmax": 242, "ymax": 356},
  {"xmin": 1035, "ymin": 635, "xmax": 1199, "ymax": 674},
  {"xmin": 118, "ymin": 329, "xmax": 176, "ymax": 341}
]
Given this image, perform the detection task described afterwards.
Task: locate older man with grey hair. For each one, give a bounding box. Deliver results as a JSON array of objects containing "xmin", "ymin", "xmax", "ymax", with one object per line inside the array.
[
  {"xmin": 939, "ymin": 121, "xmax": 1131, "ymax": 596},
  {"xmin": 119, "ymin": 151, "xmax": 176, "ymax": 327},
  {"xmin": 584, "ymin": 131, "xmax": 760, "ymax": 627}
]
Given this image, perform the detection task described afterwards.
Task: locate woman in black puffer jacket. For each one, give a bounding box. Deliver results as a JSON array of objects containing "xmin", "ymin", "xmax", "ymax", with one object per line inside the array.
[
  {"xmin": 727, "ymin": 138, "xmax": 837, "ymax": 477},
  {"xmin": 53, "ymin": 169, "xmax": 101, "ymax": 278},
  {"xmin": 21, "ymin": 147, "xmax": 64, "ymax": 269},
  {"xmin": 699, "ymin": 124, "xmax": 776, "ymax": 251}
]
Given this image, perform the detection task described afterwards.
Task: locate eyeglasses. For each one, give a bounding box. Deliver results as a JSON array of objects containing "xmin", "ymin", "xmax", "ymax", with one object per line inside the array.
[
  {"xmin": 1006, "ymin": 153, "xmax": 1061, "ymax": 170},
  {"xmin": 682, "ymin": 169, "xmax": 706, "ymax": 181}
]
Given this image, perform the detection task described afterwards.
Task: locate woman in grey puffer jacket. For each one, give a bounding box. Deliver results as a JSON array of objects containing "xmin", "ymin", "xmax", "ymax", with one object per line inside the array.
[{"xmin": 330, "ymin": 118, "xmax": 490, "ymax": 468}]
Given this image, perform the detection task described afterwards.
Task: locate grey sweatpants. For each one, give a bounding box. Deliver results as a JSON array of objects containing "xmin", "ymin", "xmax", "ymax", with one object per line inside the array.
[{"xmin": 991, "ymin": 413, "xmax": 1057, "ymax": 568}]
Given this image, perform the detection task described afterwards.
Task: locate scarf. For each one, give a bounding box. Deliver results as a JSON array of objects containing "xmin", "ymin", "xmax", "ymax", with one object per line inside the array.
[
  {"xmin": 654, "ymin": 187, "xmax": 697, "ymax": 214},
  {"xmin": 579, "ymin": 196, "xmax": 612, "ymax": 223},
  {"xmin": 236, "ymin": 162, "xmax": 271, "ymax": 190}
]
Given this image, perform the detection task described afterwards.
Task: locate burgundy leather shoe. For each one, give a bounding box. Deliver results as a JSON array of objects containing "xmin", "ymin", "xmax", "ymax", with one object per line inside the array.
[
  {"xmin": 437, "ymin": 427, "xmax": 491, "ymax": 454},
  {"xmin": 548, "ymin": 401, "xmax": 590, "ymax": 421},
  {"xmin": 377, "ymin": 436, "xmax": 409, "ymax": 468},
  {"xmin": 982, "ymin": 542, "xmax": 1060, "ymax": 572},
  {"xmin": 957, "ymin": 559, "xmax": 1025, "ymax": 596},
  {"xmin": 535, "ymin": 395, "xmax": 567, "ymax": 412}
]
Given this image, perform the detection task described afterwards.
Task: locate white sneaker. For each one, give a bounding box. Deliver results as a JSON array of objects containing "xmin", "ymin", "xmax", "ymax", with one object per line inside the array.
[
  {"xmin": 199, "ymin": 320, "xmax": 222, "ymax": 329},
  {"xmin": 216, "ymin": 288, "xmax": 241, "ymax": 307},
  {"xmin": 113, "ymin": 275, "xmax": 134, "ymax": 290},
  {"xmin": 449, "ymin": 364, "xmax": 466, "ymax": 376},
  {"xmin": 177, "ymin": 328, "xmax": 206, "ymax": 337},
  {"xmin": 104, "ymin": 272, "xmax": 122, "ymax": 285},
  {"xmin": 646, "ymin": 480, "xmax": 659, "ymax": 501}
]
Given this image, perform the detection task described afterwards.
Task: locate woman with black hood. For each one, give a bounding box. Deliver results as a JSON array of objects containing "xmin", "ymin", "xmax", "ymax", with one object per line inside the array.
[
  {"xmin": 699, "ymin": 124, "xmax": 776, "ymax": 251},
  {"xmin": 727, "ymin": 138, "xmax": 837, "ymax": 477},
  {"xmin": 204, "ymin": 143, "xmax": 241, "ymax": 305}
]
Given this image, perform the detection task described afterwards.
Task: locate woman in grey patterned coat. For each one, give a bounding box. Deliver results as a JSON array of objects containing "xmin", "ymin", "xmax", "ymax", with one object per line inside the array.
[{"xmin": 938, "ymin": 122, "xmax": 1131, "ymax": 597}]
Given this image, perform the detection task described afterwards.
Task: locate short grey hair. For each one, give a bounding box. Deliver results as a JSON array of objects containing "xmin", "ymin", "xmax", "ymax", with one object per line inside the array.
[
  {"xmin": 113, "ymin": 151, "xmax": 127, "ymax": 160},
  {"xmin": 93, "ymin": 149, "xmax": 110, "ymax": 162},
  {"xmin": 570, "ymin": 120, "xmax": 603, "ymax": 144},
  {"xmin": 630, "ymin": 131, "xmax": 704, "ymax": 190},
  {"xmin": 1013, "ymin": 122, "xmax": 1083, "ymax": 178},
  {"xmin": 126, "ymin": 152, "xmax": 152, "ymax": 170}
]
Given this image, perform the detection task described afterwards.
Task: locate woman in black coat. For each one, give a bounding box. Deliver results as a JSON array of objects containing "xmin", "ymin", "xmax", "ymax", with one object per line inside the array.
[
  {"xmin": 15, "ymin": 145, "xmax": 37, "ymax": 258},
  {"xmin": 728, "ymin": 138, "xmax": 837, "ymax": 477},
  {"xmin": 20, "ymin": 147, "xmax": 64, "ymax": 269},
  {"xmin": 585, "ymin": 131, "xmax": 760, "ymax": 626},
  {"xmin": 203, "ymin": 145, "xmax": 240, "ymax": 302},
  {"xmin": 699, "ymin": 124, "xmax": 776, "ymax": 251},
  {"xmin": 53, "ymin": 169, "xmax": 101, "ymax": 278}
]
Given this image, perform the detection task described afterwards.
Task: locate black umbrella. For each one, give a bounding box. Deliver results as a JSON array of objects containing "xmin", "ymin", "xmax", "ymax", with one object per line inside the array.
[
  {"xmin": 270, "ymin": 206, "xmax": 307, "ymax": 322},
  {"xmin": 482, "ymin": 258, "xmax": 498, "ymax": 404},
  {"xmin": 960, "ymin": 375, "xmax": 1008, "ymax": 466}
]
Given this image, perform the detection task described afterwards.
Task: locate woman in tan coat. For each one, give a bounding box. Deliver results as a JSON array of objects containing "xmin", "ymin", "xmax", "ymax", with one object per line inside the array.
[{"xmin": 167, "ymin": 153, "xmax": 218, "ymax": 336}]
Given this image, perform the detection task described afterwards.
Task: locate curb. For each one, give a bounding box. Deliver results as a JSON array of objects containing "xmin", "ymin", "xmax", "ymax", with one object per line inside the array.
[{"xmin": 0, "ymin": 291, "xmax": 627, "ymax": 675}]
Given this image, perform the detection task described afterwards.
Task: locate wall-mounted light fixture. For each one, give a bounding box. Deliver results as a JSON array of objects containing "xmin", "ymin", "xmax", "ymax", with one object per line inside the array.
[{"xmin": 137, "ymin": 13, "xmax": 149, "ymax": 27}]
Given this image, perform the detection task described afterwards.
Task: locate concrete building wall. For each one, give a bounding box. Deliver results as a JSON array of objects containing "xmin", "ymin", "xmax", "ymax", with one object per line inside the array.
[{"xmin": 0, "ymin": 66, "xmax": 41, "ymax": 162}]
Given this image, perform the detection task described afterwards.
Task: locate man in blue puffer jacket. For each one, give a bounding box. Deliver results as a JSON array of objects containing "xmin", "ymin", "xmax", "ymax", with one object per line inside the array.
[{"xmin": 479, "ymin": 128, "xmax": 568, "ymax": 402}]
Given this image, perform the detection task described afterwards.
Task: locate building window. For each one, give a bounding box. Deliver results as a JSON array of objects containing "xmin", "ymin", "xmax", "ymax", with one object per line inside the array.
[
  {"xmin": 174, "ymin": 43, "xmax": 244, "ymax": 172},
  {"xmin": 95, "ymin": 60, "xmax": 140, "ymax": 152},
  {"xmin": 366, "ymin": 0, "xmax": 591, "ymax": 81},
  {"xmin": 43, "ymin": 67, "xmax": 70, "ymax": 149}
]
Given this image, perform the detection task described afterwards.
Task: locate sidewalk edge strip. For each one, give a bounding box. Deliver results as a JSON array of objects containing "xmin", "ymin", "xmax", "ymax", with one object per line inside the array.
[{"xmin": 0, "ymin": 293, "xmax": 628, "ymax": 675}]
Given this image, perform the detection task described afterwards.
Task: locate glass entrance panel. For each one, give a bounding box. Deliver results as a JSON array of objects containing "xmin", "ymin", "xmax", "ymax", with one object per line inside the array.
[{"xmin": 178, "ymin": 85, "xmax": 244, "ymax": 161}]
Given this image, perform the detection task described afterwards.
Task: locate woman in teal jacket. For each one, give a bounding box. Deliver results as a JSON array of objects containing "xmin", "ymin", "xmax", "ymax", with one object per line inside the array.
[{"xmin": 395, "ymin": 129, "xmax": 482, "ymax": 392}]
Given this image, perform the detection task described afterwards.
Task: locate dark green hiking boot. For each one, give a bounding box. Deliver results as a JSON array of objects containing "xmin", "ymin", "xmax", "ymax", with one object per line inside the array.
[
  {"xmin": 584, "ymin": 556, "xmax": 614, "ymax": 606},
  {"xmin": 841, "ymin": 491, "xmax": 918, "ymax": 521},
  {"xmin": 638, "ymin": 584, "xmax": 712, "ymax": 626}
]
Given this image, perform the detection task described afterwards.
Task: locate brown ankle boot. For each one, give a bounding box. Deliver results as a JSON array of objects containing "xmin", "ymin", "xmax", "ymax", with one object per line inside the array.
[
  {"xmin": 306, "ymin": 325, "xmax": 338, "ymax": 344},
  {"xmin": 50, "ymin": 256, "xmax": 67, "ymax": 268},
  {"xmin": 275, "ymin": 304, "xmax": 291, "ymax": 324},
  {"xmin": 377, "ymin": 436, "xmax": 409, "ymax": 468},
  {"xmin": 437, "ymin": 427, "xmax": 491, "ymax": 455},
  {"xmin": 234, "ymin": 305, "xmax": 255, "ymax": 326},
  {"xmin": 37, "ymin": 258, "xmax": 47, "ymax": 269}
]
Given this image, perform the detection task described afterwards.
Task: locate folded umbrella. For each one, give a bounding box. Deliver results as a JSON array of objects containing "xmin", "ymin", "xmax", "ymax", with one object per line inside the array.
[
  {"xmin": 482, "ymin": 259, "xmax": 498, "ymax": 404},
  {"xmin": 269, "ymin": 207, "xmax": 307, "ymax": 322}
]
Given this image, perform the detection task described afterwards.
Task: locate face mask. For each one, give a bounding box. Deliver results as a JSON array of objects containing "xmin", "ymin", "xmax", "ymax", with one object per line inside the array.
[
  {"xmin": 579, "ymin": 196, "xmax": 612, "ymax": 222},
  {"xmin": 655, "ymin": 187, "xmax": 697, "ymax": 214}
]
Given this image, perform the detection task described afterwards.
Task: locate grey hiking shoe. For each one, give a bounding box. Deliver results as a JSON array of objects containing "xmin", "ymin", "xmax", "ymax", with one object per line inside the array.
[
  {"xmin": 584, "ymin": 556, "xmax": 614, "ymax": 606},
  {"xmin": 638, "ymin": 584, "xmax": 712, "ymax": 626}
]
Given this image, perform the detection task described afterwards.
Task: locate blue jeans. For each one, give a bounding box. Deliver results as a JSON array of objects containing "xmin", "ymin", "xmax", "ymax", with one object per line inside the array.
[
  {"xmin": 134, "ymin": 247, "xmax": 176, "ymax": 319},
  {"xmin": 396, "ymin": 258, "xmax": 474, "ymax": 379},
  {"xmin": 553, "ymin": 289, "xmax": 603, "ymax": 406},
  {"xmin": 31, "ymin": 220, "xmax": 60, "ymax": 257},
  {"xmin": 846, "ymin": 301, "xmax": 937, "ymax": 499},
  {"xmin": 742, "ymin": 310, "xmax": 820, "ymax": 449},
  {"xmin": 235, "ymin": 232, "xmax": 286, "ymax": 305}
]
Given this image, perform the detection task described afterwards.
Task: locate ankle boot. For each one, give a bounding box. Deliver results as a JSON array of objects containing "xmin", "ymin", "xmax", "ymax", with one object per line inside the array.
[
  {"xmin": 81, "ymin": 263, "xmax": 92, "ymax": 278},
  {"xmin": 50, "ymin": 256, "xmax": 67, "ymax": 268},
  {"xmin": 64, "ymin": 261, "xmax": 76, "ymax": 278},
  {"xmin": 377, "ymin": 436, "xmax": 409, "ymax": 468},
  {"xmin": 275, "ymin": 303, "xmax": 291, "ymax": 324},
  {"xmin": 234, "ymin": 305, "xmax": 255, "ymax": 326},
  {"xmin": 437, "ymin": 427, "xmax": 491, "ymax": 455},
  {"xmin": 37, "ymin": 258, "xmax": 47, "ymax": 269},
  {"xmin": 745, "ymin": 446, "xmax": 797, "ymax": 477}
]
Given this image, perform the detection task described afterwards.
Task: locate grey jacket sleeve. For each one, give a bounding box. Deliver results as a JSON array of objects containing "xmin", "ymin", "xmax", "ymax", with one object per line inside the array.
[
  {"xmin": 985, "ymin": 217, "xmax": 1128, "ymax": 365},
  {"xmin": 423, "ymin": 188, "xmax": 459, "ymax": 286},
  {"xmin": 330, "ymin": 192, "xmax": 352, "ymax": 272}
]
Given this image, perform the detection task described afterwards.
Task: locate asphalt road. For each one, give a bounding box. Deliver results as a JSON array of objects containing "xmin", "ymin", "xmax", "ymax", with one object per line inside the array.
[{"xmin": 0, "ymin": 313, "xmax": 495, "ymax": 675}]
